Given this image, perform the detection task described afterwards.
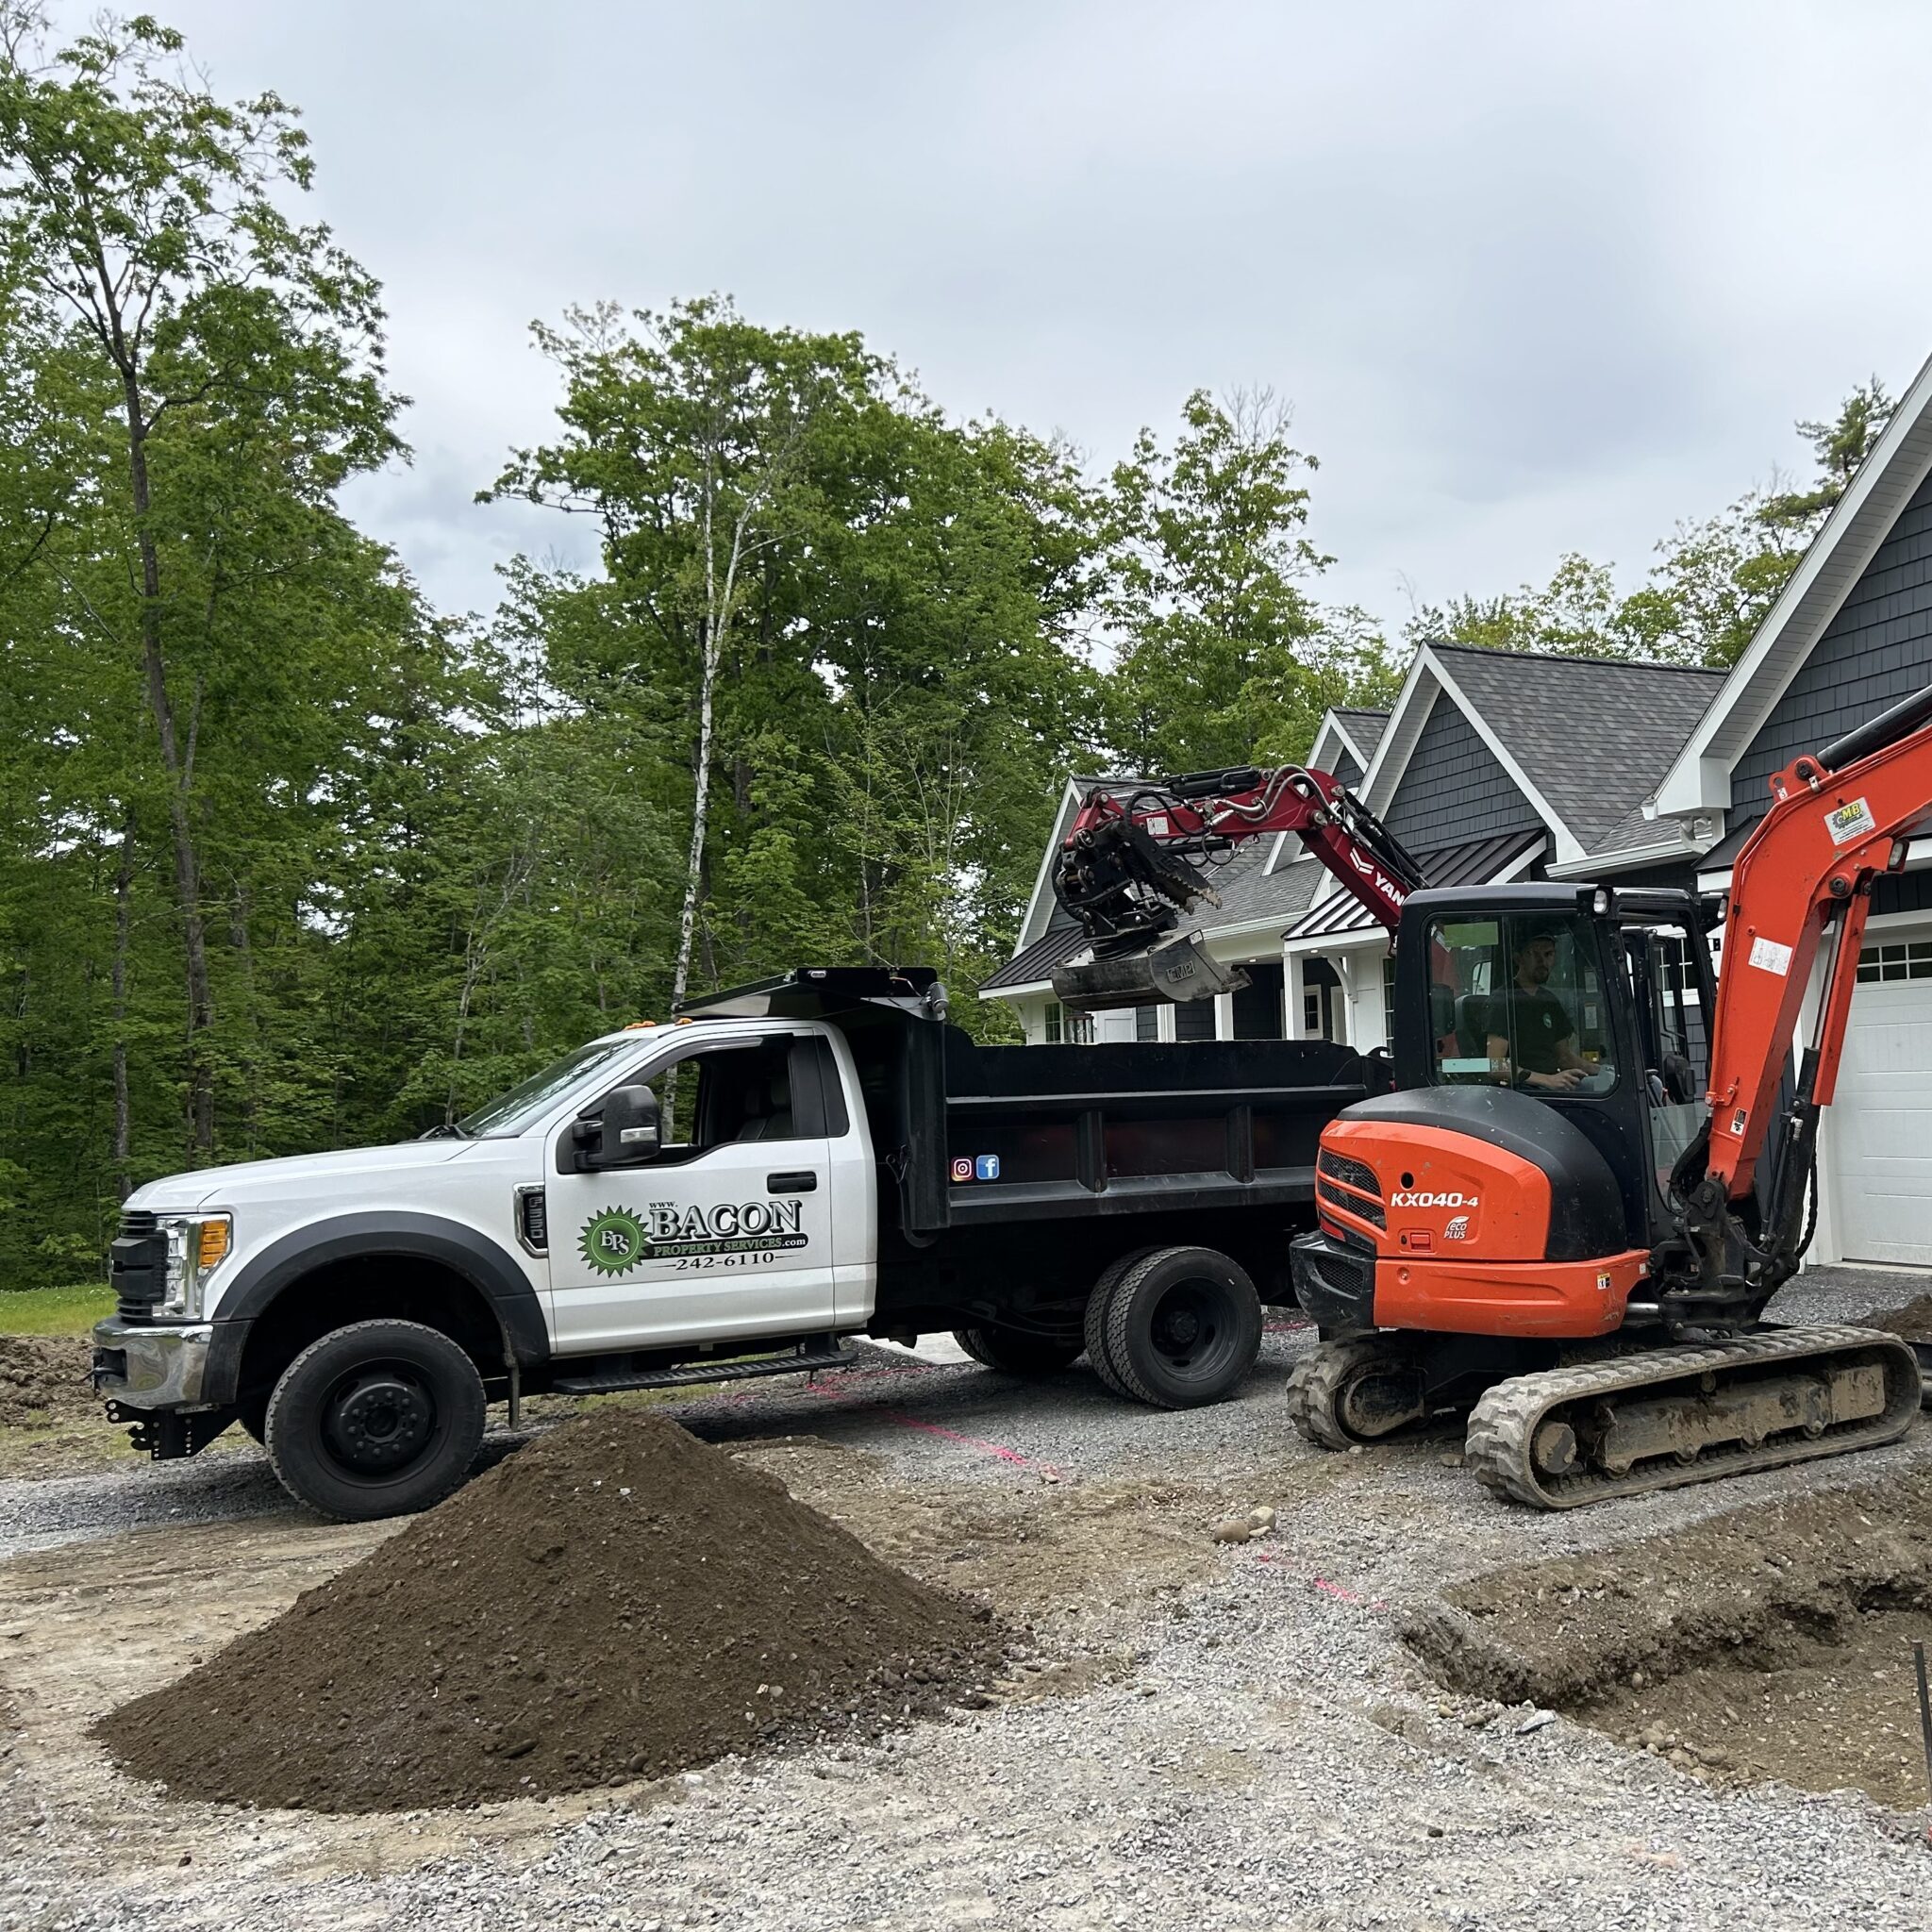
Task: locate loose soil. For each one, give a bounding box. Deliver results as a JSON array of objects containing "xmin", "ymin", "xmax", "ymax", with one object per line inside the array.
[
  {"xmin": 0, "ymin": 1336, "xmax": 94, "ymax": 1428},
  {"xmin": 1859, "ymin": 1294, "xmax": 1932, "ymax": 1342},
  {"xmin": 94, "ymin": 1409, "xmax": 1010, "ymax": 1812},
  {"xmin": 1402, "ymin": 1469, "xmax": 1932, "ymax": 1807}
]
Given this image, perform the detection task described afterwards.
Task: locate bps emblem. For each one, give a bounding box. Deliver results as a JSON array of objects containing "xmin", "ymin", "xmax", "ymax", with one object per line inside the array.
[{"xmin": 579, "ymin": 1206, "xmax": 649, "ymax": 1276}]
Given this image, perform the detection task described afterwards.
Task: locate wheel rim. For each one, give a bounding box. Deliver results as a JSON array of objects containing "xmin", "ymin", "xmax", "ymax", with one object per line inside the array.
[
  {"xmin": 1146, "ymin": 1276, "xmax": 1242, "ymax": 1387},
  {"xmin": 320, "ymin": 1363, "xmax": 438, "ymax": 1476}
]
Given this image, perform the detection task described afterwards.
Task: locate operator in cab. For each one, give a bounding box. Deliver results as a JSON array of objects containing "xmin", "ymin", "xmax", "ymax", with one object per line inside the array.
[{"xmin": 1487, "ymin": 923, "xmax": 1593, "ymax": 1093}]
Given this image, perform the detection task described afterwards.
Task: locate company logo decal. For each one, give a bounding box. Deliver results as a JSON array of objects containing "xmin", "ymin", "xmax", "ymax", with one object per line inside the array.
[
  {"xmin": 951, "ymin": 1157, "xmax": 974, "ymax": 1182},
  {"xmin": 1825, "ymin": 796, "xmax": 1876, "ymax": 847},
  {"xmin": 1443, "ymin": 1215, "xmax": 1470, "ymax": 1241},
  {"xmin": 1390, "ymin": 1191, "xmax": 1478, "ymax": 1209},
  {"xmin": 577, "ymin": 1198, "xmax": 808, "ymax": 1274},
  {"xmin": 951, "ymin": 1155, "xmax": 1001, "ymax": 1182}
]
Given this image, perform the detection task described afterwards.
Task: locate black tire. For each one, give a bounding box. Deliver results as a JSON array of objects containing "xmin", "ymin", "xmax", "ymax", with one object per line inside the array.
[
  {"xmin": 1104, "ymin": 1246, "xmax": 1262, "ymax": 1409},
  {"xmin": 264, "ymin": 1319, "xmax": 487, "ymax": 1522},
  {"xmin": 1084, "ymin": 1245, "xmax": 1164, "ymax": 1400},
  {"xmin": 951, "ymin": 1327, "xmax": 1083, "ymax": 1376}
]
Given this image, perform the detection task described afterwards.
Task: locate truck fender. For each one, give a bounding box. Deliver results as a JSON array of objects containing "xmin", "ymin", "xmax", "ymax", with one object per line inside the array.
[{"xmin": 215, "ymin": 1211, "xmax": 551, "ymax": 1367}]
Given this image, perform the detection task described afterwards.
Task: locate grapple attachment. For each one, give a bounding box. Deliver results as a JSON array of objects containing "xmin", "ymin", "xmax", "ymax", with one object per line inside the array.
[{"xmin": 1050, "ymin": 932, "xmax": 1250, "ymax": 1012}]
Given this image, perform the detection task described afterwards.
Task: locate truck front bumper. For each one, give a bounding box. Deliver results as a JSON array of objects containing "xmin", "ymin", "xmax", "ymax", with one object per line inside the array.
[{"xmin": 92, "ymin": 1316, "xmax": 227, "ymax": 1409}]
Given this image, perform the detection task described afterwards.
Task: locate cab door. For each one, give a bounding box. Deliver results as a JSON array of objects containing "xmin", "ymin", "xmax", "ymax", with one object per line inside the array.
[{"xmin": 545, "ymin": 1031, "xmax": 839, "ymax": 1354}]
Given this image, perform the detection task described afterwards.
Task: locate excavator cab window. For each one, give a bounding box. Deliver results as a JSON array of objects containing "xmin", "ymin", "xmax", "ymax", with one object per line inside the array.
[
  {"xmin": 1625, "ymin": 925, "xmax": 1711, "ymax": 1193},
  {"xmin": 1424, "ymin": 912, "xmax": 1617, "ymax": 1095}
]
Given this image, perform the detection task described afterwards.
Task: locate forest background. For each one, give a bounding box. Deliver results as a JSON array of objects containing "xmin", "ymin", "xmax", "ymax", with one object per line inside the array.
[{"xmin": 0, "ymin": 9, "xmax": 1898, "ymax": 1283}]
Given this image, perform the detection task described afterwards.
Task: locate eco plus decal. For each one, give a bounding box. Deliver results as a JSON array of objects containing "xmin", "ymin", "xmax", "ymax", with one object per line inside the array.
[{"xmin": 577, "ymin": 1198, "xmax": 808, "ymax": 1274}]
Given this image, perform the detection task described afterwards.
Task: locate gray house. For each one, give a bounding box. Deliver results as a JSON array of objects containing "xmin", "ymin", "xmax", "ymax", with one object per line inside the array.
[
  {"xmin": 983, "ymin": 642, "xmax": 1724, "ymax": 1049},
  {"xmin": 985, "ymin": 347, "xmax": 1932, "ymax": 1271}
]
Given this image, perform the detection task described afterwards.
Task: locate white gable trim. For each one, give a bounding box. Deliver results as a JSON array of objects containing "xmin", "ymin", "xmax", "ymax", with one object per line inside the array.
[
  {"xmin": 1016, "ymin": 778, "xmax": 1084, "ymax": 949},
  {"xmin": 1360, "ymin": 645, "xmax": 1587, "ymax": 864},
  {"xmin": 1655, "ymin": 346, "xmax": 1932, "ymax": 818}
]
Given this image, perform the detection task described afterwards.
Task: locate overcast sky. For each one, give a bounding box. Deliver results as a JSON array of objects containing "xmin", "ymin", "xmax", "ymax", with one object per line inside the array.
[{"xmin": 85, "ymin": 1, "xmax": 1932, "ymax": 638}]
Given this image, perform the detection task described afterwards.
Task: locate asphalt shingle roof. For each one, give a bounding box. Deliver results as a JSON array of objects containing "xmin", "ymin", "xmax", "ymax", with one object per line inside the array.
[
  {"xmin": 1429, "ymin": 644, "xmax": 1724, "ymax": 854},
  {"xmin": 1333, "ymin": 708, "xmax": 1391, "ymax": 768}
]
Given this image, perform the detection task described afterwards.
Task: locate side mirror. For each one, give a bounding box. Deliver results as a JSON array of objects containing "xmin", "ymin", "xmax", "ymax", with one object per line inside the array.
[{"xmin": 599, "ymin": 1084, "xmax": 660, "ymax": 1166}]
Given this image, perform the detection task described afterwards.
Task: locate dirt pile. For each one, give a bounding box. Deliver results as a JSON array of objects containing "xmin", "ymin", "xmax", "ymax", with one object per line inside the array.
[
  {"xmin": 1402, "ymin": 1472, "xmax": 1932, "ymax": 1807},
  {"xmin": 0, "ymin": 1337, "xmax": 95, "ymax": 1428},
  {"xmin": 1858, "ymin": 1294, "xmax": 1932, "ymax": 1341},
  {"xmin": 96, "ymin": 1409, "xmax": 1008, "ymax": 1812}
]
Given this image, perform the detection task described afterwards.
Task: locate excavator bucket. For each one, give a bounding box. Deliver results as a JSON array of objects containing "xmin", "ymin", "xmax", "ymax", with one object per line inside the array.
[{"xmin": 1051, "ymin": 933, "xmax": 1251, "ymax": 1012}]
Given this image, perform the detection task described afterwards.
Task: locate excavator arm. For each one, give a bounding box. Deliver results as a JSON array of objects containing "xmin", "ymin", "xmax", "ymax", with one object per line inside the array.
[
  {"xmin": 1675, "ymin": 678, "xmax": 1932, "ymax": 1303},
  {"xmin": 1049, "ymin": 764, "xmax": 1424, "ymax": 1010}
]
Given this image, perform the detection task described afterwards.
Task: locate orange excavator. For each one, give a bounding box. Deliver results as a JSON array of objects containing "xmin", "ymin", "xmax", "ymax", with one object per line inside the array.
[{"xmin": 1049, "ymin": 683, "xmax": 1932, "ymax": 1506}]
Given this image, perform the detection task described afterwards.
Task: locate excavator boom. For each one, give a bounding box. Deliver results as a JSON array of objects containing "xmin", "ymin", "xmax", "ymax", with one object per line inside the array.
[{"xmin": 1049, "ymin": 764, "xmax": 1424, "ymax": 1010}]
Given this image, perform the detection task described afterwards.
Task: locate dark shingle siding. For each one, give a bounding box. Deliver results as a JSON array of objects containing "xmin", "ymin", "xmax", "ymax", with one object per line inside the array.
[
  {"xmin": 1433, "ymin": 644, "xmax": 1724, "ymax": 852},
  {"xmin": 1726, "ymin": 466, "xmax": 1932, "ymax": 838},
  {"xmin": 1330, "ymin": 747, "xmax": 1364, "ymax": 787},
  {"xmin": 1381, "ymin": 692, "xmax": 1543, "ymax": 846}
]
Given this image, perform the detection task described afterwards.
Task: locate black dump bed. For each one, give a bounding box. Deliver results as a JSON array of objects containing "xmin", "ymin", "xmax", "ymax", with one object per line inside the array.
[{"xmin": 681, "ymin": 967, "xmax": 1387, "ymax": 1238}]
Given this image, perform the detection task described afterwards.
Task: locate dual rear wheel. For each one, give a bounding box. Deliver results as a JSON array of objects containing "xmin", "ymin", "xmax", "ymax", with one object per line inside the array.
[{"xmin": 956, "ymin": 1244, "xmax": 1263, "ymax": 1408}]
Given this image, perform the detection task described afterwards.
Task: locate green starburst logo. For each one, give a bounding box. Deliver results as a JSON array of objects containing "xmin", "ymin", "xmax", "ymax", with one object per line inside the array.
[{"xmin": 578, "ymin": 1206, "xmax": 648, "ymax": 1275}]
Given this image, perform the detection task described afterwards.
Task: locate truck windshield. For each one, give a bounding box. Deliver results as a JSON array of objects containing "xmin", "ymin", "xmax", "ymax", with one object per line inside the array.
[{"xmin": 456, "ymin": 1037, "xmax": 645, "ymax": 1138}]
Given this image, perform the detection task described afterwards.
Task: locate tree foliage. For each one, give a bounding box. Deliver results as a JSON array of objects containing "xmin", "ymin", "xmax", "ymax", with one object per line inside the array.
[{"xmin": 0, "ymin": 8, "xmax": 1906, "ymax": 1285}]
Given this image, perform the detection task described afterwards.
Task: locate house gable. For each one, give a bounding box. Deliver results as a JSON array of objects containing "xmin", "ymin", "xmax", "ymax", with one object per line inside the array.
[
  {"xmin": 1718, "ymin": 460, "xmax": 1932, "ymax": 850},
  {"xmin": 1657, "ymin": 345, "xmax": 1932, "ymax": 819},
  {"xmin": 1377, "ymin": 686, "xmax": 1544, "ymax": 850}
]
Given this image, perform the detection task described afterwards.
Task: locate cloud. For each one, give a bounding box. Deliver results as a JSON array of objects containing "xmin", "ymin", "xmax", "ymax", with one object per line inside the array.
[{"xmin": 125, "ymin": 0, "xmax": 1932, "ymax": 630}]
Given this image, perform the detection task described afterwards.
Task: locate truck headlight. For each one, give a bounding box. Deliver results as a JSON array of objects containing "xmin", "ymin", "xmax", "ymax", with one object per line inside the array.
[{"xmin": 159, "ymin": 1214, "xmax": 231, "ymax": 1319}]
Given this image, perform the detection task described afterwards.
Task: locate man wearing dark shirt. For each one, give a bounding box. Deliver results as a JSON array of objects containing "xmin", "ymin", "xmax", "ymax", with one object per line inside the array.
[{"xmin": 1487, "ymin": 926, "xmax": 1591, "ymax": 1092}]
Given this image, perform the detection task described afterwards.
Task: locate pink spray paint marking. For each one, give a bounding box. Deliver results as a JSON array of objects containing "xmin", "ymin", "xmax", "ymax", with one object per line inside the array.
[{"xmin": 883, "ymin": 1413, "xmax": 1068, "ymax": 1482}]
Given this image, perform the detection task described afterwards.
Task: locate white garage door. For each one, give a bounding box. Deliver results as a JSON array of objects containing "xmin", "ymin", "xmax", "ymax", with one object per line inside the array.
[{"xmin": 1832, "ymin": 930, "xmax": 1932, "ymax": 1266}]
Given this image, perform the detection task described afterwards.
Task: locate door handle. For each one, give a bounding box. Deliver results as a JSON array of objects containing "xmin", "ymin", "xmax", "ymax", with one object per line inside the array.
[{"xmin": 767, "ymin": 1171, "xmax": 818, "ymax": 1194}]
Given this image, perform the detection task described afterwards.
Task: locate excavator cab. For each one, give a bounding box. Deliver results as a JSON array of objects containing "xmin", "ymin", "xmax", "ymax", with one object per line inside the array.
[{"xmin": 1386, "ymin": 883, "xmax": 1718, "ymax": 1259}]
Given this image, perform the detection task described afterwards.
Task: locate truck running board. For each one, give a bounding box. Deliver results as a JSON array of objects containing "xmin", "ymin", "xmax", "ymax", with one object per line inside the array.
[{"xmin": 550, "ymin": 1343, "xmax": 860, "ymax": 1396}]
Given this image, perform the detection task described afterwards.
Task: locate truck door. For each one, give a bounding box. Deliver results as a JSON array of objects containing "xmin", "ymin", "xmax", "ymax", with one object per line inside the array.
[{"xmin": 545, "ymin": 1031, "xmax": 839, "ymax": 1354}]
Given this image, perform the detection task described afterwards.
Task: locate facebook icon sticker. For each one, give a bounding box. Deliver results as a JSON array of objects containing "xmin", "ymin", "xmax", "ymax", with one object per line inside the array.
[{"xmin": 974, "ymin": 1154, "xmax": 1001, "ymax": 1181}]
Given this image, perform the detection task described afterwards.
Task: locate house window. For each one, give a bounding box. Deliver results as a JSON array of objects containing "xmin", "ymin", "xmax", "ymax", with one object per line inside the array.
[
  {"xmin": 1303, "ymin": 991, "xmax": 1322, "ymax": 1033},
  {"xmin": 1042, "ymin": 1001, "xmax": 1095, "ymax": 1044},
  {"xmin": 1381, "ymin": 955, "xmax": 1396, "ymax": 1044},
  {"xmin": 1135, "ymin": 1004, "xmax": 1158, "ymax": 1041},
  {"xmin": 1857, "ymin": 941, "xmax": 1932, "ymax": 984}
]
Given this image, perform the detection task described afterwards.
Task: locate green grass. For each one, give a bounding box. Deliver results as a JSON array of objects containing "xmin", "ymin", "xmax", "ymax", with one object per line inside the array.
[{"xmin": 0, "ymin": 1282, "xmax": 113, "ymax": 1337}]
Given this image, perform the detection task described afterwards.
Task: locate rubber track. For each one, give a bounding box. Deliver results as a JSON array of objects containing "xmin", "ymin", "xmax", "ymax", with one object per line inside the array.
[
  {"xmin": 1083, "ymin": 1246, "xmax": 1162, "ymax": 1401},
  {"xmin": 1464, "ymin": 1324, "xmax": 1923, "ymax": 1510},
  {"xmin": 1286, "ymin": 1334, "xmax": 1414, "ymax": 1450}
]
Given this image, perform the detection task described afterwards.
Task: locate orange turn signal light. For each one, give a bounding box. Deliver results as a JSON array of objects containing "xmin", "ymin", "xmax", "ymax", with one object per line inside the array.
[{"xmin": 197, "ymin": 1220, "xmax": 230, "ymax": 1270}]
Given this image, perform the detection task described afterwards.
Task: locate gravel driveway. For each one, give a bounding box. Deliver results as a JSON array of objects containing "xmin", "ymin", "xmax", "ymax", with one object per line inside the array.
[{"xmin": 6, "ymin": 1267, "xmax": 1932, "ymax": 1931}]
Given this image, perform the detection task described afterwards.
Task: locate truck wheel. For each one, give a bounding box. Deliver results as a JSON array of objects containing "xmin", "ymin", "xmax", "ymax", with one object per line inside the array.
[
  {"xmin": 1104, "ymin": 1246, "xmax": 1262, "ymax": 1409},
  {"xmin": 1084, "ymin": 1245, "xmax": 1164, "ymax": 1399},
  {"xmin": 952, "ymin": 1327, "xmax": 1082, "ymax": 1376},
  {"xmin": 263, "ymin": 1320, "xmax": 487, "ymax": 1522}
]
